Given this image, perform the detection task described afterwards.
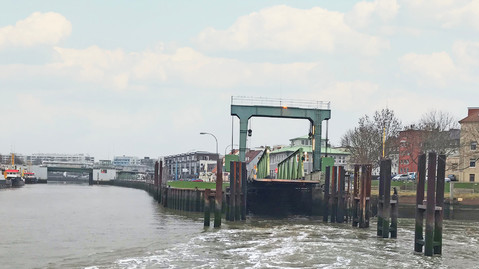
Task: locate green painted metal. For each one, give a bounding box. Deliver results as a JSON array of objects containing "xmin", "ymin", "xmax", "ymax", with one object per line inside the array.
[
  {"xmin": 321, "ymin": 157, "xmax": 335, "ymax": 172},
  {"xmin": 231, "ymin": 98, "xmax": 331, "ymax": 172},
  {"xmin": 277, "ymin": 148, "xmax": 305, "ymax": 180},
  {"xmin": 224, "ymin": 154, "xmax": 239, "ymax": 172},
  {"xmin": 256, "ymin": 147, "xmax": 270, "ymax": 179}
]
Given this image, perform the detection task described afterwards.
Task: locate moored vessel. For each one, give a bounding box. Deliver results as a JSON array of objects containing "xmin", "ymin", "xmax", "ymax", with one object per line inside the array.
[
  {"xmin": 23, "ymin": 172, "xmax": 38, "ymax": 184},
  {"xmin": 5, "ymin": 169, "xmax": 25, "ymax": 187}
]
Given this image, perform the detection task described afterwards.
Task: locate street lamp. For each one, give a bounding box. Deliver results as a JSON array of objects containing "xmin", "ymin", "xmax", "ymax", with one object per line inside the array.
[
  {"xmin": 225, "ymin": 144, "xmax": 239, "ymax": 156},
  {"xmin": 200, "ymin": 132, "xmax": 218, "ymax": 156}
]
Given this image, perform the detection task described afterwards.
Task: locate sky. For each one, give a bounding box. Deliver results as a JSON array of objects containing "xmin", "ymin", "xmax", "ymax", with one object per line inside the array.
[{"xmin": 1, "ymin": 0, "xmax": 478, "ymax": 160}]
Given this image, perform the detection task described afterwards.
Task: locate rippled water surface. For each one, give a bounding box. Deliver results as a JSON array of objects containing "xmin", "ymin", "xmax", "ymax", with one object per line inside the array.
[{"xmin": 1, "ymin": 184, "xmax": 478, "ymax": 268}]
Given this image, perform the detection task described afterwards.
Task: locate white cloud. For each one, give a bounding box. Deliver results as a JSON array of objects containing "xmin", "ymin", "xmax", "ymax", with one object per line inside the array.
[
  {"xmin": 195, "ymin": 5, "xmax": 389, "ymax": 55},
  {"xmin": 0, "ymin": 12, "xmax": 71, "ymax": 49},
  {"xmin": 303, "ymin": 81, "xmax": 379, "ymax": 111},
  {"xmin": 398, "ymin": 52, "xmax": 458, "ymax": 87},
  {"xmin": 49, "ymin": 45, "xmax": 319, "ymax": 90},
  {"xmin": 403, "ymin": 0, "xmax": 479, "ymax": 30},
  {"xmin": 346, "ymin": 0, "xmax": 400, "ymax": 28},
  {"xmin": 452, "ymin": 40, "xmax": 479, "ymax": 67}
]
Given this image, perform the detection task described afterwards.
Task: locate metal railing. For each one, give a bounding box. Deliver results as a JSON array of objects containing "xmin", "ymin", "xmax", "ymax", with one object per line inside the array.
[
  {"xmin": 256, "ymin": 147, "xmax": 270, "ymax": 179},
  {"xmin": 231, "ymin": 96, "xmax": 330, "ymax": 110},
  {"xmin": 277, "ymin": 148, "xmax": 305, "ymax": 180}
]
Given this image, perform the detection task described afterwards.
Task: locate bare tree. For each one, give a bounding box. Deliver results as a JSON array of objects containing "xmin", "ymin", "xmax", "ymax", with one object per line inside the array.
[
  {"xmin": 418, "ymin": 110, "xmax": 460, "ymax": 156},
  {"xmin": 401, "ymin": 110, "xmax": 459, "ymax": 166},
  {"xmin": 341, "ymin": 108, "xmax": 402, "ymax": 169}
]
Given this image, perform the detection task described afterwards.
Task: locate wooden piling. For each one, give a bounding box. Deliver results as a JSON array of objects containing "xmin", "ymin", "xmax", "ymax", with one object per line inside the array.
[
  {"xmin": 214, "ymin": 159, "xmax": 223, "ymax": 228},
  {"xmin": 377, "ymin": 160, "xmax": 385, "ymax": 236},
  {"xmin": 154, "ymin": 161, "xmax": 159, "ymax": 186},
  {"xmin": 204, "ymin": 189, "xmax": 211, "ymax": 227},
  {"xmin": 434, "ymin": 154, "xmax": 446, "ymax": 255},
  {"xmin": 425, "ymin": 152, "xmax": 437, "ymax": 256},
  {"xmin": 159, "ymin": 160, "xmax": 163, "ymax": 203},
  {"xmin": 229, "ymin": 162, "xmax": 237, "ymax": 221},
  {"xmin": 382, "ymin": 159, "xmax": 391, "ymax": 238},
  {"xmin": 241, "ymin": 162, "xmax": 247, "ymax": 220},
  {"xmin": 235, "ymin": 163, "xmax": 242, "ymax": 221},
  {"xmin": 331, "ymin": 166, "xmax": 337, "ymax": 223},
  {"xmin": 337, "ymin": 166, "xmax": 345, "ymax": 223},
  {"xmin": 323, "ymin": 166, "xmax": 330, "ymax": 222},
  {"xmin": 415, "ymin": 154, "xmax": 426, "ymax": 253},
  {"xmin": 352, "ymin": 165, "xmax": 359, "ymax": 227},
  {"xmin": 390, "ymin": 187, "xmax": 398, "ymax": 238}
]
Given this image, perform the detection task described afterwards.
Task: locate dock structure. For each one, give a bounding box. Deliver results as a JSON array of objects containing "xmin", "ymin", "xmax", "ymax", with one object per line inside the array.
[
  {"xmin": 323, "ymin": 166, "xmax": 347, "ymax": 223},
  {"xmin": 226, "ymin": 161, "xmax": 247, "ymax": 221},
  {"xmin": 377, "ymin": 159, "xmax": 398, "ymax": 238},
  {"xmin": 352, "ymin": 164, "xmax": 372, "ymax": 228},
  {"xmin": 414, "ymin": 152, "xmax": 446, "ymax": 256}
]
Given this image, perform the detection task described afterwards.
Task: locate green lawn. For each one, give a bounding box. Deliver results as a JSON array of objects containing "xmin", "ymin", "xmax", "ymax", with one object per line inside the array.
[
  {"xmin": 371, "ymin": 180, "xmax": 479, "ymax": 193},
  {"xmin": 167, "ymin": 180, "xmax": 230, "ymax": 190}
]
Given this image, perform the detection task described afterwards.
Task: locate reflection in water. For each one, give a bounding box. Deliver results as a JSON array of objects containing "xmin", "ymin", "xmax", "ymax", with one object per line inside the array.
[{"xmin": 1, "ymin": 184, "xmax": 478, "ymax": 268}]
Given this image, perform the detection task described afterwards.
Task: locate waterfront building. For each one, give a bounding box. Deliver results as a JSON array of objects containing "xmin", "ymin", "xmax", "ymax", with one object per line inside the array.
[
  {"xmin": 163, "ymin": 151, "xmax": 219, "ymax": 181},
  {"xmin": 459, "ymin": 107, "xmax": 479, "ymax": 182},
  {"xmin": 7, "ymin": 153, "xmax": 94, "ymax": 165},
  {"xmin": 113, "ymin": 156, "xmax": 140, "ymax": 166},
  {"xmin": 399, "ymin": 127, "xmax": 460, "ymax": 177}
]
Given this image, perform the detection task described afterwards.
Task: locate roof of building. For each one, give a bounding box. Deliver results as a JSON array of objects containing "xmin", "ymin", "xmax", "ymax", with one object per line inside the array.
[
  {"xmin": 459, "ymin": 107, "xmax": 479, "ymax": 123},
  {"xmin": 289, "ymin": 135, "xmax": 326, "ymax": 141},
  {"xmin": 245, "ymin": 150, "xmax": 262, "ymax": 163},
  {"xmin": 270, "ymin": 145, "xmax": 349, "ymax": 155}
]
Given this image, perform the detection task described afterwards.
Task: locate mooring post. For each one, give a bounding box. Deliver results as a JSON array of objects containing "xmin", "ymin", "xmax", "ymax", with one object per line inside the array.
[
  {"xmin": 425, "ymin": 152, "xmax": 437, "ymax": 256},
  {"xmin": 323, "ymin": 166, "xmax": 331, "ymax": 222},
  {"xmin": 449, "ymin": 181, "xmax": 454, "ymax": 219},
  {"xmin": 390, "ymin": 187, "xmax": 398, "ymax": 238},
  {"xmin": 204, "ymin": 189, "xmax": 211, "ymax": 227},
  {"xmin": 359, "ymin": 165, "xmax": 367, "ymax": 228},
  {"xmin": 225, "ymin": 187, "xmax": 230, "ymax": 220},
  {"xmin": 338, "ymin": 166, "xmax": 345, "ymax": 223},
  {"xmin": 229, "ymin": 162, "xmax": 236, "ymax": 221},
  {"xmin": 415, "ymin": 154, "xmax": 426, "ymax": 252},
  {"xmin": 331, "ymin": 166, "xmax": 337, "ymax": 222},
  {"xmin": 352, "ymin": 165, "xmax": 360, "ymax": 227},
  {"xmin": 214, "ymin": 159, "xmax": 223, "ymax": 228},
  {"xmin": 235, "ymin": 162, "xmax": 242, "ymax": 221},
  {"xmin": 434, "ymin": 154, "xmax": 446, "ymax": 255},
  {"xmin": 365, "ymin": 165, "xmax": 371, "ymax": 228},
  {"xmin": 382, "ymin": 159, "xmax": 392, "ymax": 238},
  {"xmin": 164, "ymin": 186, "xmax": 169, "ymax": 207},
  {"xmin": 347, "ymin": 173, "xmax": 351, "ymax": 222},
  {"xmin": 159, "ymin": 160, "xmax": 163, "ymax": 203},
  {"xmin": 377, "ymin": 160, "xmax": 385, "ymax": 236},
  {"xmin": 241, "ymin": 162, "xmax": 247, "ymax": 220},
  {"xmin": 154, "ymin": 161, "xmax": 159, "ymax": 187}
]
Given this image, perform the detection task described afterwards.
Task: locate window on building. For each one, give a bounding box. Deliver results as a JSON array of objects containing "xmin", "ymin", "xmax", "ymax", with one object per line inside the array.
[
  {"xmin": 471, "ymin": 141, "xmax": 477, "ymax": 151},
  {"xmin": 470, "ymin": 174, "xmax": 475, "ymax": 182},
  {"xmin": 470, "ymin": 159, "xmax": 476, "ymax": 168}
]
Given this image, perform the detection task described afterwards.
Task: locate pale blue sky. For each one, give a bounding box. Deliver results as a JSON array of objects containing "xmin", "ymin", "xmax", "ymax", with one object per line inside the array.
[{"xmin": 1, "ymin": 0, "xmax": 478, "ymax": 160}]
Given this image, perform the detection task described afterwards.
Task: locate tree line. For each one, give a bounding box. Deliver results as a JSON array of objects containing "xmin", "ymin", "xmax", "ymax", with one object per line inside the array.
[{"xmin": 340, "ymin": 108, "xmax": 461, "ymax": 170}]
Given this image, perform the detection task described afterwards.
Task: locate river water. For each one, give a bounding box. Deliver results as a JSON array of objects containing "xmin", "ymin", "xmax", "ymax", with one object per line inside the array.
[{"xmin": 1, "ymin": 183, "xmax": 478, "ymax": 269}]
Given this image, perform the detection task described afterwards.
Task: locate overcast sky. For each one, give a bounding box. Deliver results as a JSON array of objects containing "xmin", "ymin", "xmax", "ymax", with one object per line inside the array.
[{"xmin": 1, "ymin": 0, "xmax": 478, "ymax": 160}]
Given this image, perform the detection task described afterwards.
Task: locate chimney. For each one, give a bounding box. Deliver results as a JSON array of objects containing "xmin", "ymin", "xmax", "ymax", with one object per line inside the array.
[{"xmin": 468, "ymin": 107, "xmax": 479, "ymax": 116}]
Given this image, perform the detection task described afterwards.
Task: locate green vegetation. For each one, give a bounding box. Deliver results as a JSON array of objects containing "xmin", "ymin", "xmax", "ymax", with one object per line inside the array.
[
  {"xmin": 167, "ymin": 180, "xmax": 230, "ymax": 190},
  {"xmin": 371, "ymin": 180, "xmax": 479, "ymax": 194}
]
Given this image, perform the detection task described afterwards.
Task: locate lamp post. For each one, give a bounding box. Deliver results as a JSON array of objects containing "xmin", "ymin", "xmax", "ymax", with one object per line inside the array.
[
  {"xmin": 225, "ymin": 144, "xmax": 239, "ymax": 156},
  {"xmin": 200, "ymin": 131, "xmax": 222, "ymax": 227},
  {"xmin": 200, "ymin": 132, "xmax": 218, "ymax": 156}
]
